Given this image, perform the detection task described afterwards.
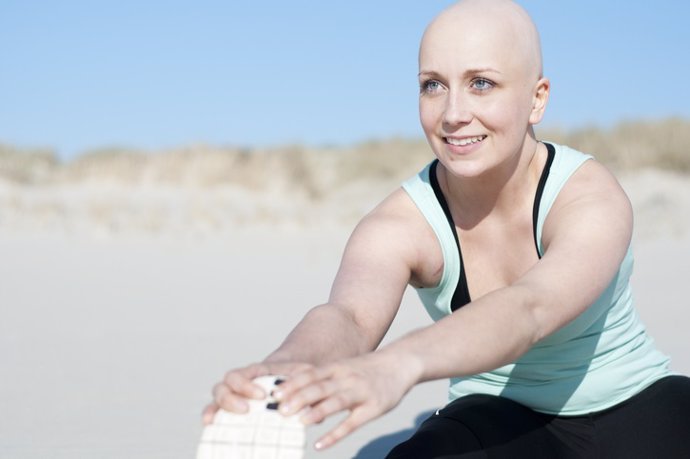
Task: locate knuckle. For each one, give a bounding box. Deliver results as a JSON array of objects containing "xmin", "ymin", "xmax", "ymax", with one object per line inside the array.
[
  {"xmin": 307, "ymin": 406, "xmax": 327, "ymax": 423},
  {"xmin": 212, "ymin": 382, "xmax": 227, "ymax": 398},
  {"xmin": 219, "ymin": 391, "xmax": 235, "ymax": 406},
  {"xmin": 250, "ymin": 362, "xmax": 269, "ymax": 376},
  {"xmin": 223, "ymin": 370, "xmax": 240, "ymax": 386},
  {"xmin": 332, "ymin": 392, "xmax": 350, "ymax": 409},
  {"xmin": 315, "ymin": 380, "xmax": 331, "ymax": 396}
]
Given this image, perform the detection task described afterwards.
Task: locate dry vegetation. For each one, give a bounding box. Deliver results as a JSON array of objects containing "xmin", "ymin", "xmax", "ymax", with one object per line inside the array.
[
  {"xmin": 1, "ymin": 118, "xmax": 688, "ymax": 235},
  {"xmin": 536, "ymin": 118, "xmax": 690, "ymax": 173},
  {"xmin": 2, "ymin": 118, "xmax": 689, "ymax": 190},
  {"xmin": 0, "ymin": 139, "xmax": 432, "ymax": 198}
]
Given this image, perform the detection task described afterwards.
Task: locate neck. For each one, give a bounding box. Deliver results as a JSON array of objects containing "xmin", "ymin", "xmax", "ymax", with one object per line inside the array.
[{"xmin": 439, "ymin": 137, "xmax": 544, "ymax": 229}]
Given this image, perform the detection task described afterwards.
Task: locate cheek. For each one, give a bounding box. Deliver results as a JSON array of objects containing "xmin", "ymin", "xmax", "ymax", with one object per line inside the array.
[
  {"xmin": 482, "ymin": 95, "xmax": 531, "ymax": 135},
  {"xmin": 418, "ymin": 100, "xmax": 437, "ymax": 135},
  {"xmin": 478, "ymin": 103, "xmax": 514, "ymax": 133}
]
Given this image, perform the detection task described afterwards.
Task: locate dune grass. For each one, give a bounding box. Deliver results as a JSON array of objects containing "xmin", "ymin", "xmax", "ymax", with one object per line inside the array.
[{"xmin": 1, "ymin": 118, "xmax": 688, "ymax": 198}]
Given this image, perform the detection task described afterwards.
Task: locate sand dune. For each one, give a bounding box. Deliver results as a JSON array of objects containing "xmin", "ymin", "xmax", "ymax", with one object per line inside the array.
[
  {"xmin": 2, "ymin": 123, "xmax": 689, "ymax": 239},
  {"xmin": 2, "ymin": 165, "xmax": 689, "ymax": 241}
]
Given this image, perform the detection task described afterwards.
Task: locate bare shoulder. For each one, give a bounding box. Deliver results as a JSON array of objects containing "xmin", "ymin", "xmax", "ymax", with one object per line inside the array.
[
  {"xmin": 556, "ymin": 158, "xmax": 631, "ymax": 206},
  {"xmin": 345, "ymin": 187, "xmax": 442, "ymax": 287},
  {"xmin": 543, "ymin": 158, "xmax": 633, "ymax": 253},
  {"xmin": 360, "ymin": 187, "xmax": 428, "ymax": 228}
]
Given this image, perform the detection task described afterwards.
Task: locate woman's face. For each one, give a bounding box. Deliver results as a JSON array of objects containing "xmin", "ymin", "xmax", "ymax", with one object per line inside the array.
[{"xmin": 418, "ymin": 8, "xmax": 548, "ymax": 179}]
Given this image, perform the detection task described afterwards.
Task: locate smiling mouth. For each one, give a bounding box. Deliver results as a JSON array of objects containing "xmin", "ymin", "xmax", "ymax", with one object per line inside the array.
[{"xmin": 444, "ymin": 135, "xmax": 487, "ymax": 146}]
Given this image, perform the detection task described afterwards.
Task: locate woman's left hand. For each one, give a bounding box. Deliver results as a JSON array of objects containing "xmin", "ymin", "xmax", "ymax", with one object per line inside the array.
[{"xmin": 272, "ymin": 351, "xmax": 420, "ymax": 450}]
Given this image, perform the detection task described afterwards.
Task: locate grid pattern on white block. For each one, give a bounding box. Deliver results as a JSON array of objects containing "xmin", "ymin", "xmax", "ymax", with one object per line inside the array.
[{"xmin": 196, "ymin": 376, "xmax": 305, "ymax": 459}]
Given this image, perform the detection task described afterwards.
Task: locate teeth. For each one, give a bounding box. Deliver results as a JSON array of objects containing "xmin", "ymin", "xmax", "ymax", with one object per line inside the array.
[{"xmin": 446, "ymin": 135, "xmax": 486, "ymax": 146}]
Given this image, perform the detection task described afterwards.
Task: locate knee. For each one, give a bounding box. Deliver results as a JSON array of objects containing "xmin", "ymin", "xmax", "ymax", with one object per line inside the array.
[{"xmin": 385, "ymin": 417, "xmax": 482, "ymax": 458}]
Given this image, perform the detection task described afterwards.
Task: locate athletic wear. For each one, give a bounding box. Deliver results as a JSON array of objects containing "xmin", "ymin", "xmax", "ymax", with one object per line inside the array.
[
  {"xmin": 401, "ymin": 143, "xmax": 672, "ymax": 415},
  {"xmin": 386, "ymin": 375, "xmax": 690, "ymax": 458},
  {"xmin": 390, "ymin": 142, "xmax": 687, "ymax": 457}
]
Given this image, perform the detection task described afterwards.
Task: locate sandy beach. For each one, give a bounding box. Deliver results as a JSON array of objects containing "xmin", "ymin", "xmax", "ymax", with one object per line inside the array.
[{"xmin": 1, "ymin": 153, "xmax": 689, "ymax": 457}]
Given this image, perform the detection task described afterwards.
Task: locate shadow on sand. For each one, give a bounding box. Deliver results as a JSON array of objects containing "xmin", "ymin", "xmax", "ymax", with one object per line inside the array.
[{"xmin": 353, "ymin": 409, "xmax": 435, "ymax": 459}]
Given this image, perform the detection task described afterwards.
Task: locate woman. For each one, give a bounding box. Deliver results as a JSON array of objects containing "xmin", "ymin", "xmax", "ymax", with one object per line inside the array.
[{"xmin": 204, "ymin": 0, "xmax": 690, "ymax": 456}]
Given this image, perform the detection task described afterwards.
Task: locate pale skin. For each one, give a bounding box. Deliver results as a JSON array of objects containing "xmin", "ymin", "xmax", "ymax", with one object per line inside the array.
[{"xmin": 203, "ymin": 0, "xmax": 634, "ymax": 451}]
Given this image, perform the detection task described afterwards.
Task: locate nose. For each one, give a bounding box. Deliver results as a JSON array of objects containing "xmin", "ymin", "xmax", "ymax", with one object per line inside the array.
[{"xmin": 443, "ymin": 89, "xmax": 473, "ymax": 128}]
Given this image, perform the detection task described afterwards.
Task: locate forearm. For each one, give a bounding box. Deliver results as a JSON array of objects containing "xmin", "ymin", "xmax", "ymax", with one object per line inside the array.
[
  {"xmin": 264, "ymin": 303, "xmax": 372, "ymax": 366},
  {"xmin": 379, "ymin": 285, "xmax": 541, "ymax": 384}
]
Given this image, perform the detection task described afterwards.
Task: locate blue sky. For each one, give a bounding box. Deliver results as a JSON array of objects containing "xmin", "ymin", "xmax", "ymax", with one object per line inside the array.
[{"xmin": 1, "ymin": 1, "xmax": 689, "ymax": 160}]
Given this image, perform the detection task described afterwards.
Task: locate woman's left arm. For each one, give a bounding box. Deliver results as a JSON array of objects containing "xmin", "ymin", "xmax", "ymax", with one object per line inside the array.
[
  {"xmin": 389, "ymin": 159, "xmax": 634, "ymax": 382},
  {"xmin": 277, "ymin": 160, "xmax": 633, "ymax": 449}
]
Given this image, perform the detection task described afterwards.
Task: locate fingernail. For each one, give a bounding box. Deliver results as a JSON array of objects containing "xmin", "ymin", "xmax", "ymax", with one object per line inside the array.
[
  {"xmin": 314, "ymin": 441, "xmax": 324, "ymax": 450},
  {"xmin": 279, "ymin": 403, "xmax": 291, "ymax": 415},
  {"xmin": 272, "ymin": 389, "xmax": 283, "ymax": 400}
]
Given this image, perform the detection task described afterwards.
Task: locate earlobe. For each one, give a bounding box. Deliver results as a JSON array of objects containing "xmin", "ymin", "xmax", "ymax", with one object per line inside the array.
[{"xmin": 529, "ymin": 77, "xmax": 550, "ymax": 124}]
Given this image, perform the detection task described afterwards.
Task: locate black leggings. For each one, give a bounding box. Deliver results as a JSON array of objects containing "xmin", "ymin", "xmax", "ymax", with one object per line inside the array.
[{"xmin": 386, "ymin": 376, "xmax": 690, "ymax": 458}]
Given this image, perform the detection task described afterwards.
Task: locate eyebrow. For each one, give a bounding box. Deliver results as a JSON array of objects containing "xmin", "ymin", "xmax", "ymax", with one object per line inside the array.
[{"xmin": 418, "ymin": 67, "xmax": 503, "ymax": 78}]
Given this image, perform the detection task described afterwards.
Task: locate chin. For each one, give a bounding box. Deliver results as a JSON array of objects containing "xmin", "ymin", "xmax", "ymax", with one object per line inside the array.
[{"xmin": 436, "ymin": 156, "xmax": 489, "ymax": 179}]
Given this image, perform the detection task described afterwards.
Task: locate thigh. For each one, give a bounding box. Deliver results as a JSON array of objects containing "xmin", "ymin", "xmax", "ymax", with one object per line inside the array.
[
  {"xmin": 385, "ymin": 409, "xmax": 485, "ymax": 459},
  {"xmin": 595, "ymin": 375, "xmax": 690, "ymax": 458},
  {"xmin": 386, "ymin": 394, "xmax": 594, "ymax": 459}
]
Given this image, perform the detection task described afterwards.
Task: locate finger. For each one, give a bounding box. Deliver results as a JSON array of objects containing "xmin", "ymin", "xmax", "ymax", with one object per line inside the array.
[
  {"xmin": 212, "ymin": 382, "xmax": 249, "ymax": 413},
  {"xmin": 223, "ymin": 365, "xmax": 270, "ymax": 399},
  {"xmin": 279, "ymin": 378, "xmax": 342, "ymax": 417},
  {"xmin": 314, "ymin": 407, "xmax": 376, "ymax": 450},
  {"xmin": 274, "ymin": 365, "xmax": 332, "ymax": 400},
  {"xmin": 201, "ymin": 402, "xmax": 219, "ymax": 425},
  {"xmin": 298, "ymin": 387, "xmax": 356, "ymax": 424}
]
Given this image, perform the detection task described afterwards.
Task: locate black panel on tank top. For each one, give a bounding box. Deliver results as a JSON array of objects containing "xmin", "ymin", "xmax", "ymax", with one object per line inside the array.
[{"xmin": 428, "ymin": 143, "xmax": 555, "ymax": 311}]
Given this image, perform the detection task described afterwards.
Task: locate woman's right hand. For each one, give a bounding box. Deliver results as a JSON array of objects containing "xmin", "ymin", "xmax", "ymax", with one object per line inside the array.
[{"xmin": 201, "ymin": 361, "xmax": 314, "ymax": 425}]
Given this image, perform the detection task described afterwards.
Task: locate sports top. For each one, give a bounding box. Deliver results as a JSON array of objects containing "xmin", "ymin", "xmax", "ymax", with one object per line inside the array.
[{"xmin": 401, "ymin": 142, "xmax": 672, "ymax": 415}]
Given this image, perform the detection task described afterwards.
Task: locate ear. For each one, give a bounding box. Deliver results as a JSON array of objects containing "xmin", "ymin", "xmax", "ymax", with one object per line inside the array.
[{"xmin": 528, "ymin": 77, "xmax": 550, "ymax": 125}]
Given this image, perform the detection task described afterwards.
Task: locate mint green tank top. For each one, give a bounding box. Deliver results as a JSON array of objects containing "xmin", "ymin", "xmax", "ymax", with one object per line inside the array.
[{"xmin": 402, "ymin": 142, "xmax": 672, "ymax": 415}]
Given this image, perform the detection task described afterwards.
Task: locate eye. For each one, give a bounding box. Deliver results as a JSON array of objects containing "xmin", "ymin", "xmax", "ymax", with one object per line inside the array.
[
  {"xmin": 420, "ymin": 79, "xmax": 443, "ymax": 95},
  {"xmin": 471, "ymin": 78, "xmax": 494, "ymax": 91}
]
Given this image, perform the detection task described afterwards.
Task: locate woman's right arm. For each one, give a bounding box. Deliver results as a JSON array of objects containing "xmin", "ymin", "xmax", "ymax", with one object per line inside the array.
[{"xmin": 203, "ymin": 188, "xmax": 428, "ymax": 422}]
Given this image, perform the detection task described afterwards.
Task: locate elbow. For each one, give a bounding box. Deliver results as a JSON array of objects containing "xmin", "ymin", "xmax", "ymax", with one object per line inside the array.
[
  {"xmin": 512, "ymin": 284, "xmax": 551, "ymax": 346},
  {"xmin": 306, "ymin": 303, "xmax": 378, "ymax": 354},
  {"xmin": 516, "ymin": 284, "xmax": 585, "ymax": 347}
]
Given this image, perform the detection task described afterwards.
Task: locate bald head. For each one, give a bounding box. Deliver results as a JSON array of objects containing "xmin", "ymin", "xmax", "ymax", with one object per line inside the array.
[
  {"xmin": 421, "ymin": 0, "xmax": 543, "ymax": 81},
  {"xmin": 417, "ymin": 0, "xmax": 551, "ymax": 159}
]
